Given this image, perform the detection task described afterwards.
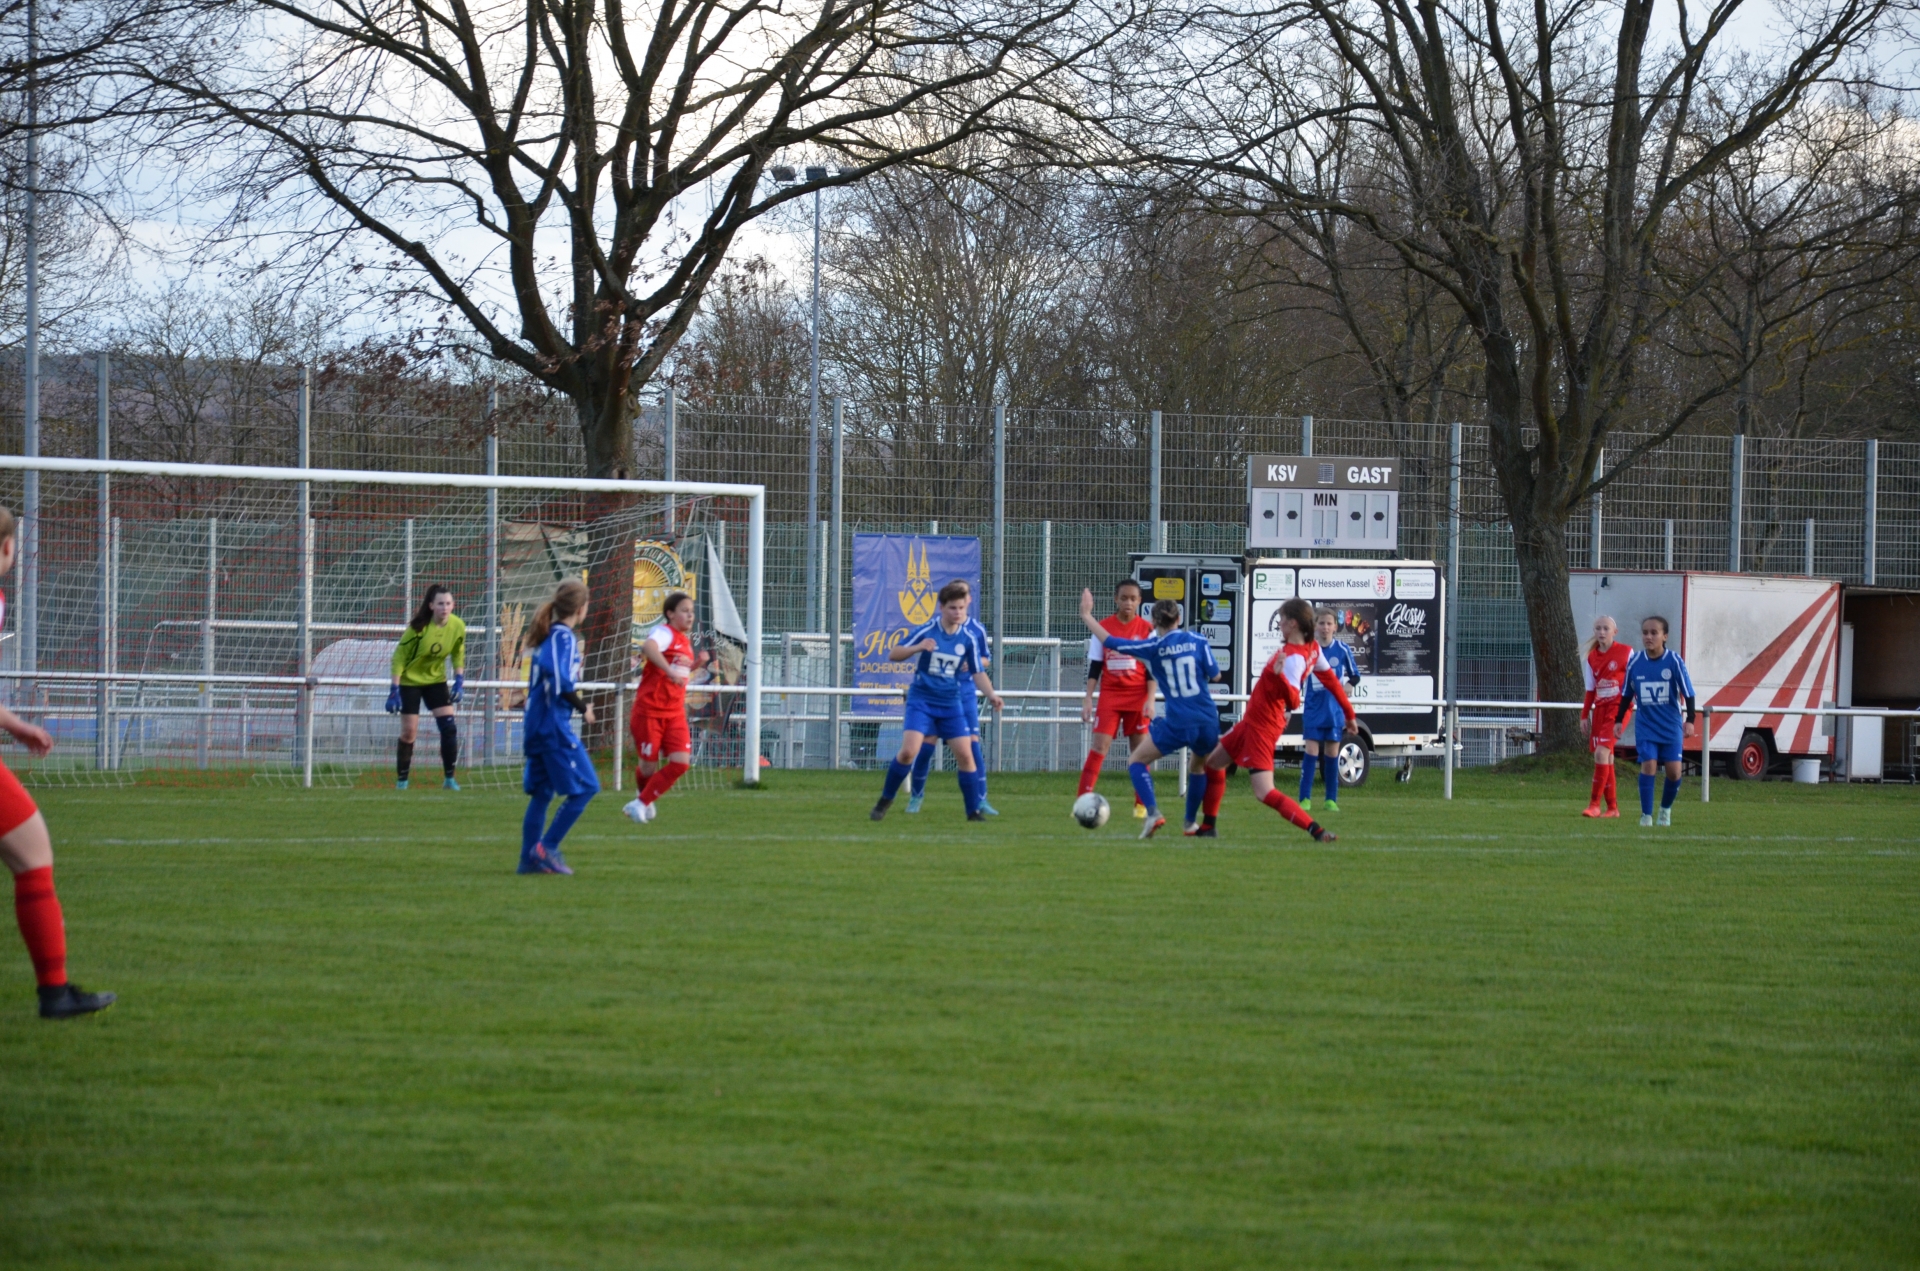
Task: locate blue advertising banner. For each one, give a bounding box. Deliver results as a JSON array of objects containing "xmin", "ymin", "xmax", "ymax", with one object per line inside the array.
[{"xmin": 851, "ymin": 534, "xmax": 983, "ymax": 717}]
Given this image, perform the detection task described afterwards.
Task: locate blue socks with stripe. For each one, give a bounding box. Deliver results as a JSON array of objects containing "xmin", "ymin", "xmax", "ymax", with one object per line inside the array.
[
  {"xmin": 1638, "ymin": 774, "xmax": 1656, "ymax": 816},
  {"xmin": 909, "ymin": 744, "xmax": 935, "ymax": 797},
  {"xmin": 545, "ymin": 793, "xmax": 593, "ymax": 849},
  {"xmin": 1662, "ymin": 777, "xmax": 1681, "ymax": 809},
  {"xmin": 881, "ymin": 758, "xmax": 912, "ymax": 803},
  {"xmin": 1323, "ymin": 759, "xmax": 1338, "ymax": 803},
  {"xmin": 958, "ymin": 769, "xmax": 984, "ymax": 816},
  {"xmin": 1299, "ymin": 754, "xmax": 1316, "ymax": 802},
  {"xmin": 523, "ymin": 795, "xmax": 551, "ymax": 855},
  {"xmin": 1128, "ymin": 762, "xmax": 1158, "ymax": 815}
]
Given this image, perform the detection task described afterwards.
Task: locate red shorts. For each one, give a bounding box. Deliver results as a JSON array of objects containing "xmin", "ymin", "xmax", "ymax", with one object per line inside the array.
[
  {"xmin": 0, "ymin": 760, "xmax": 37, "ymax": 836},
  {"xmin": 1094, "ymin": 698, "xmax": 1151, "ymax": 740},
  {"xmin": 1219, "ymin": 718, "xmax": 1282, "ymax": 772},
  {"xmin": 631, "ymin": 710, "xmax": 691, "ymax": 762},
  {"xmin": 1588, "ymin": 712, "xmax": 1626, "ymax": 750}
]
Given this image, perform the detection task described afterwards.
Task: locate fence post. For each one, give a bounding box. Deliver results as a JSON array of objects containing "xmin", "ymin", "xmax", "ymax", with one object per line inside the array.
[
  {"xmin": 108, "ymin": 516, "xmax": 120, "ymax": 769},
  {"xmin": 1042, "ymin": 519, "xmax": 1054, "ymax": 770},
  {"xmin": 298, "ymin": 366, "xmax": 314, "ymax": 788},
  {"xmin": 200, "ymin": 518, "xmax": 216, "ymax": 769},
  {"xmin": 1664, "ymin": 519, "xmax": 1675, "ymax": 571},
  {"xmin": 663, "ymin": 384, "xmax": 677, "ymax": 536},
  {"xmin": 1863, "ymin": 439, "xmax": 1878, "ymax": 585},
  {"xmin": 1804, "ymin": 518, "xmax": 1815, "ymax": 577},
  {"xmin": 1149, "ymin": 410, "xmax": 1163, "ymax": 553},
  {"xmin": 992, "ymin": 402, "xmax": 1006, "ymax": 770},
  {"xmin": 95, "ymin": 352, "xmax": 110, "ymax": 771},
  {"xmin": 1728, "ymin": 433, "xmax": 1745, "ymax": 573},
  {"xmin": 484, "ymin": 389, "xmax": 499, "ymax": 766},
  {"xmin": 1701, "ymin": 708, "xmax": 1713, "ymax": 803},
  {"xmin": 1590, "ymin": 453, "xmax": 1604, "ymax": 569},
  {"xmin": 1300, "ymin": 415, "xmax": 1313, "ymax": 560},
  {"xmin": 828, "ymin": 398, "xmax": 844, "ymax": 771},
  {"xmin": 1445, "ymin": 421, "xmax": 1461, "ymax": 801}
]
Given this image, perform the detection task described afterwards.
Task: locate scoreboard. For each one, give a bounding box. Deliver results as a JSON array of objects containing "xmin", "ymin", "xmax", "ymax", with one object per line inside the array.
[{"xmin": 1249, "ymin": 455, "xmax": 1401, "ymax": 550}]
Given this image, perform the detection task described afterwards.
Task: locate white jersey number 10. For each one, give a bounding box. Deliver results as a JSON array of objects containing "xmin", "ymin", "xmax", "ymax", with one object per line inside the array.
[{"xmin": 1171, "ymin": 655, "xmax": 1203, "ymax": 697}]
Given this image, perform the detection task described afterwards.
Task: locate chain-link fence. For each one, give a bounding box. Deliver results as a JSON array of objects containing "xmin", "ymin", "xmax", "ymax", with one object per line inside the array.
[{"xmin": 2, "ymin": 359, "xmax": 1913, "ymax": 775}]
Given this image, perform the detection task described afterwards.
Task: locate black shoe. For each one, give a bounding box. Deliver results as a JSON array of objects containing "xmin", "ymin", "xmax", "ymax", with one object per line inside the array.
[
  {"xmin": 1309, "ymin": 822, "xmax": 1337, "ymax": 843},
  {"xmin": 1191, "ymin": 826, "xmax": 1217, "ymax": 838},
  {"xmin": 967, "ymin": 809, "xmax": 987, "ymax": 821},
  {"xmin": 39, "ymin": 982, "xmax": 116, "ymax": 1019},
  {"xmin": 870, "ymin": 798, "xmax": 893, "ymax": 822}
]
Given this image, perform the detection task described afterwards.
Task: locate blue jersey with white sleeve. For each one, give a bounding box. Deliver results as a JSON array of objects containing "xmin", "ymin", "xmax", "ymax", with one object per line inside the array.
[
  {"xmin": 1103, "ymin": 627, "xmax": 1220, "ymax": 731},
  {"xmin": 901, "ymin": 617, "xmax": 988, "ymax": 705},
  {"xmin": 523, "ymin": 623, "xmax": 585, "ymax": 754},
  {"xmin": 1625, "ymin": 649, "xmax": 1695, "ymax": 744},
  {"xmin": 1304, "ymin": 638, "xmax": 1360, "ymax": 727}
]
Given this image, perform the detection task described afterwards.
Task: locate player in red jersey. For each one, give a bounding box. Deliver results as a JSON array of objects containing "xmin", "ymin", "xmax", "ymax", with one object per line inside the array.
[
  {"xmin": 0, "ymin": 508, "xmax": 114, "ymax": 1018},
  {"xmin": 1193, "ymin": 597, "xmax": 1354, "ymax": 842},
  {"xmin": 622, "ymin": 590, "xmax": 710, "ymax": 825},
  {"xmin": 1078, "ymin": 579, "xmax": 1156, "ymax": 817},
  {"xmin": 1580, "ymin": 614, "xmax": 1635, "ymax": 818}
]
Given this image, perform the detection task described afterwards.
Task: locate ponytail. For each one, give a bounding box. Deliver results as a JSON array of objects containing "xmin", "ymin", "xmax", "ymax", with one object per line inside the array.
[{"xmin": 526, "ymin": 579, "xmax": 589, "ymax": 649}]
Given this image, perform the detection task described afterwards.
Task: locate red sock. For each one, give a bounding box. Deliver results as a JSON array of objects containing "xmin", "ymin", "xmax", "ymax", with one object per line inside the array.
[
  {"xmin": 1203, "ymin": 768, "xmax": 1227, "ymax": 818},
  {"xmin": 1261, "ymin": 788, "xmax": 1315, "ymax": 832},
  {"xmin": 640, "ymin": 761, "xmax": 691, "ymax": 806},
  {"xmin": 14, "ymin": 866, "xmax": 67, "ymax": 988},
  {"xmin": 1078, "ymin": 751, "xmax": 1104, "ymax": 796},
  {"xmin": 1605, "ymin": 766, "xmax": 1618, "ymax": 809},
  {"xmin": 1589, "ymin": 766, "xmax": 1606, "ymax": 805}
]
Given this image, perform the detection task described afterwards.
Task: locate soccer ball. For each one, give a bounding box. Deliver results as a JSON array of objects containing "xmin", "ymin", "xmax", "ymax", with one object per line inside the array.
[{"xmin": 1072, "ymin": 793, "xmax": 1111, "ymax": 829}]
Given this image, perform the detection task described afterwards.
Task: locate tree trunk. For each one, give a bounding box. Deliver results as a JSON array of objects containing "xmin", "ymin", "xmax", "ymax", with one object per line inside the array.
[{"xmin": 570, "ymin": 387, "xmax": 642, "ymax": 752}]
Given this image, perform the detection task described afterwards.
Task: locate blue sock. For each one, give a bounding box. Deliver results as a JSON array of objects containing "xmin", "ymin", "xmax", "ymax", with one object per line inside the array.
[
  {"xmin": 522, "ymin": 795, "xmax": 552, "ymax": 854},
  {"xmin": 1324, "ymin": 760, "xmax": 1339, "ymax": 803},
  {"xmin": 909, "ymin": 744, "xmax": 935, "ymax": 797},
  {"xmin": 959, "ymin": 769, "xmax": 983, "ymax": 815},
  {"xmin": 545, "ymin": 792, "xmax": 593, "ymax": 849},
  {"xmin": 1184, "ymin": 775, "xmax": 1205, "ymax": 826},
  {"xmin": 881, "ymin": 758, "xmax": 912, "ymax": 802},
  {"xmin": 1639, "ymin": 773, "xmax": 1656, "ymax": 815},
  {"xmin": 1128, "ymin": 762, "xmax": 1158, "ymax": 815},
  {"xmin": 972, "ymin": 740, "xmax": 989, "ymax": 797},
  {"xmin": 1299, "ymin": 754, "xmax": 1316, "ymax": 802},
  {"xmin": 1662, "ymin": 777, "xmax": 1681, "ymax": 809}
]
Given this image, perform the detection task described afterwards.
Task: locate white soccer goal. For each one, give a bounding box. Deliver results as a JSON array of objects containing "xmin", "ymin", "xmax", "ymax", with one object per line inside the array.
[{"xmin": 0, "ymin": 455, "xmax": 765, "ymax": 788}]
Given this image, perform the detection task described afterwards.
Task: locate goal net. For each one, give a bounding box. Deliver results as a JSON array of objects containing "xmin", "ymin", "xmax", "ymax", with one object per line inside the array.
[{"xmin": 0, "ymin": 457, "xmax": 766, "ymax": 790}]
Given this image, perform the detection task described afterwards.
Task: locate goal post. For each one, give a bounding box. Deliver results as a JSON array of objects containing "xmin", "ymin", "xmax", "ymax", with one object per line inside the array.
[{"xmin": 0, "ymin": 455, "xmax": 767, "ymax": 788}]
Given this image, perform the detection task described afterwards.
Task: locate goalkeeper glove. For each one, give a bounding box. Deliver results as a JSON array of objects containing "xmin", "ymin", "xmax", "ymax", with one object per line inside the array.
[
  {"xmin": 451, "ymin": 673, "xmax": 465, "ymax": 704},
  {"xmin": 385, "ymin": 686, "xmax": 403, "ymax": 715}
]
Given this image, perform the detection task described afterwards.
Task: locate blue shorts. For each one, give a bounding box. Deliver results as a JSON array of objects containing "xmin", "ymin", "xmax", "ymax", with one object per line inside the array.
[
  {"xmin": 903, "ymin": 693, "xmax": 974, "ymax": 743},
  {"xmin": 1637, "ymin": 736, "xmax": 1684, "ymax": 765},
  {"xmin": 1149, "ymin": 714, "xmax": 1220, "ymax": 757},
  {"xmin": 524, "ymin": 742, "xmax": 601, "ymax": 798},
  {"xmin": 1302, "ymin": 708, "xmax": 1345, "ymax": 743}
]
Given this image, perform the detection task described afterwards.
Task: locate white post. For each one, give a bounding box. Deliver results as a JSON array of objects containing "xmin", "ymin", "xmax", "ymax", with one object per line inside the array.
[
  {"xmin": 298, "ymin": 368, "xmax": 315, "ymax": 787},
  {"xmin": 95, "ymin": 352, "xmax": 110, "ymax": 770},
  {"xmin": 744, "ymin": 488, "xmax": 766, "ymax": 784},
  {"xmin": 1300, "ymin": 414, "xmax": 1313, "ymax": 559},
  {"xmin": 1042, "ymin": 519, "xmax": 1055, "ymax": 770},
  {"xmin": 663, "ymin": 384, "xmax": 677, "ymax": 536},
  {"xmin": 1804, "ymin": 518, "xmax": 1815, "ymax": 577},
  {"xmin": 402, "ymin": 519, "xmax": 415, "ymax": 621},
  {"xmin": 108, "ymin": 516, "xmax": 120, "ymax": 769},
  {"xmin": 1701, "ymin": 707, "xmax": 1712, "ymax": 802},
  {"xmin": 1863, "ymin": 439, "xmax": 1878, "ymax": 585},
  {"xmin": 1589, "ymin": 453, "xmax": 1604, "ymax": 569},
  {"xmin": 1664, "ymin": 519, "xmax": 1675, "ymax": 571}
]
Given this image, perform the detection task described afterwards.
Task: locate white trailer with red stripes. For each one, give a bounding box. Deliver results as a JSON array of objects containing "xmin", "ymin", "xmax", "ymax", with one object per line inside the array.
[{"xmin": 1569, "ymin": 570, "xmax": 1839, "ymax": 779}]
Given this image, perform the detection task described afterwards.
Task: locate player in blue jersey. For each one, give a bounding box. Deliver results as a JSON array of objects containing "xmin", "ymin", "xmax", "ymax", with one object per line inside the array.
[
  {"xmin": 871, "ymin": 580, "xmax": 1004, "ymax": 822},
  {"xmin": 1624, "ymin": 614, "xmax": 1697, "ymax": 828},
  {"xmin": 518, "ymin": 579, "xmax": 599, "ymax": 874},
  {"xmin": 1078, "ymin": 588, "xmax": 1221, "ymax": 840},
  {"xmin": 905, "ymin": 611, "xmax": 999, "ymax": 816},
  {"xmin": 1299, "ymin": 607, "xmax": 1363, "ymax": 812}
]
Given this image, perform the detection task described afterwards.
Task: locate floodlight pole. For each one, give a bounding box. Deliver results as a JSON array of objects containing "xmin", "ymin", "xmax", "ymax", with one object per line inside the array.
[{"xmin": 1444, "ymin": 421, "xmax": 1461, "ymax": 801}]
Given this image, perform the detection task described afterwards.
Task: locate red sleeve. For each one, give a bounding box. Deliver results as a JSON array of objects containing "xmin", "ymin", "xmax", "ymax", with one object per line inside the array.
[
  {"xmin": 1313, "ymin": 666, "xmax": 1355, "ymax": 722},
  {"xmin": 1581, "ymin": 689, "xmax": 1595, "ymax": 720}
]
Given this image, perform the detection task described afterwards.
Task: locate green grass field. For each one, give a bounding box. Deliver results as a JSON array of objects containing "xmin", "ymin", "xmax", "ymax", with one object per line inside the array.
[{"xmin": 3, "ymin": 765, "xmax": 1916, "ymax": 1269}]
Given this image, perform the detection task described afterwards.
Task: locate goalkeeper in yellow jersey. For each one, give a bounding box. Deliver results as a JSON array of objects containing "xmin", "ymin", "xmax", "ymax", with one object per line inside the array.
[{"xmin": 387, "ymin": 584, "xmax": 467, "ymax": 789}]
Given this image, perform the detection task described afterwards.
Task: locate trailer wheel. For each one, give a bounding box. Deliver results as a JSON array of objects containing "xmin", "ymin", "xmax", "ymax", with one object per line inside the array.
[
  {"xmin": 1336, "ymin": 738, "xmax": 1370, "ymax": 788},
  {"xmin": 1732, "ymin": 731, "xmax": 1771, "ymax": 781}
]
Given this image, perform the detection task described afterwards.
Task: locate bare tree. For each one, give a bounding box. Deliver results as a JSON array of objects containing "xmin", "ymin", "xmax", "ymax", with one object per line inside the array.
[
  {"xmin": 148, "ymin": 0, "xmax": 1125, "ymax": 478},
  {"xmin": 1107, "ymin": 0, "xmax": 1908, "ymax": 746}
]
